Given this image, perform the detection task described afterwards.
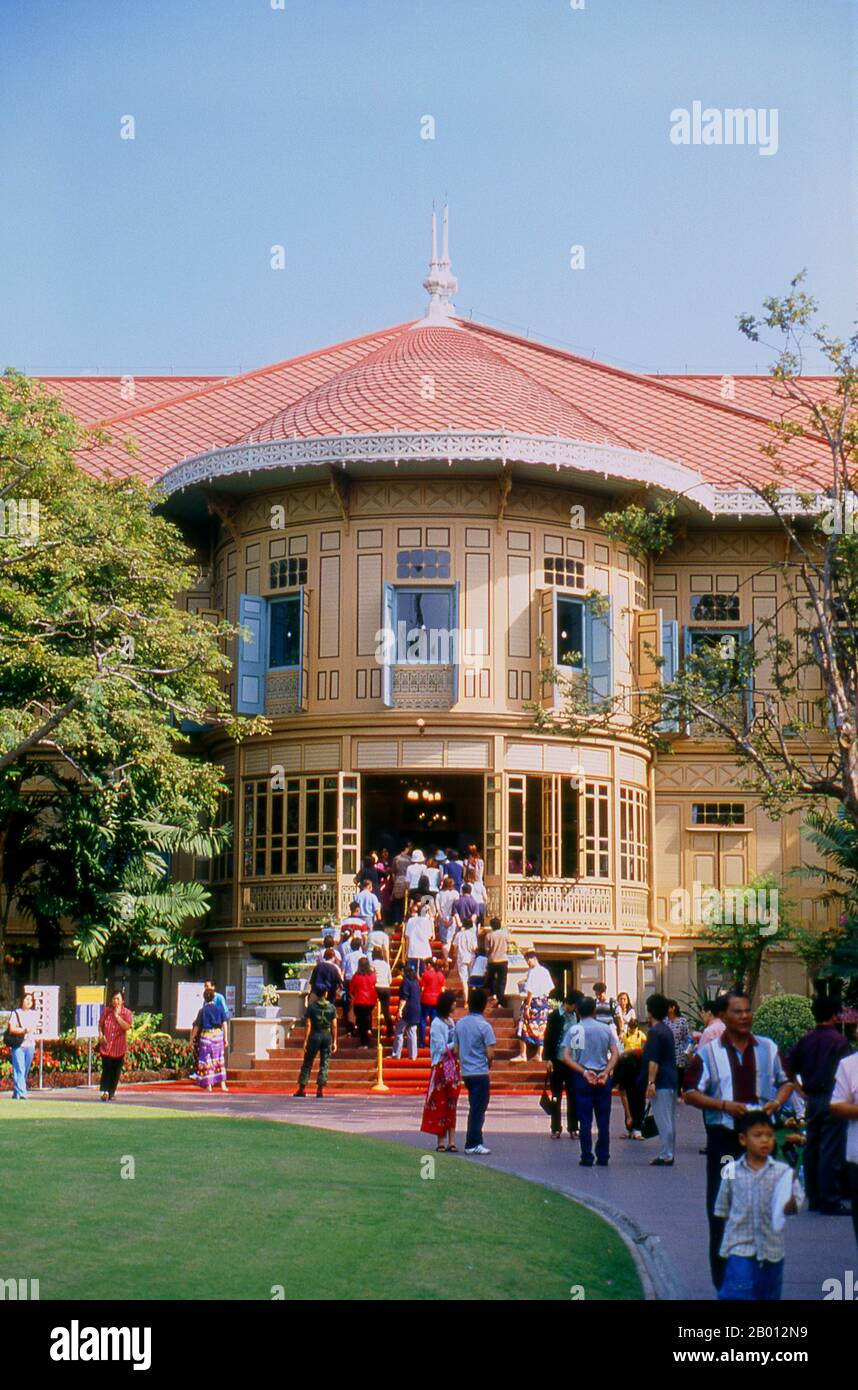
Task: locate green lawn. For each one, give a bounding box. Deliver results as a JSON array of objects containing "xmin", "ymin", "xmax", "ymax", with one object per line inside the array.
[{"xmin": 0, "ymin": 1102, "xmax": 642, "ymax": 1301}]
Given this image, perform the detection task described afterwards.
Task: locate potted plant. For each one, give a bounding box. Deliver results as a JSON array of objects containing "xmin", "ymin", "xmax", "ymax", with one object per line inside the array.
[
  {"xmin": 281, "ymin": 961, "xmax": 311, "ymax": 993},
  {"xmin": 255, "ymin": 985, "xmax": 281, "ymax": 1019}
]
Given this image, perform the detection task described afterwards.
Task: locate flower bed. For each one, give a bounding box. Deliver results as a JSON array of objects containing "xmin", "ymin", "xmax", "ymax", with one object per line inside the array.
[
  {"xmin": 0, "ymin": 1068, "xmax": 186, "ymax": 1090},
  {"xmin": 0, "ymin": 1035, "xmax": 194, "ymax": 1083}
]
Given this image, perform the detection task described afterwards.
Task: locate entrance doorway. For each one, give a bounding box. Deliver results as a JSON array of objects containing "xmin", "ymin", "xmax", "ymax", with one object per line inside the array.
[
  {"xmin": 361, "ymin": 774, "xmax": 484, "ymax": 860},
  {"xmin": 540, "ymin": 955, "xmax": 600, "ymax": 1000}
]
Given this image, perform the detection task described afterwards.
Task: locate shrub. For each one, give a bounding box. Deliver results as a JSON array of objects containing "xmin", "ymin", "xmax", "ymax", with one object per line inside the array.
[{"xmin": 753, "ymin": 994, "xmax": 815, "ymax": 1053}]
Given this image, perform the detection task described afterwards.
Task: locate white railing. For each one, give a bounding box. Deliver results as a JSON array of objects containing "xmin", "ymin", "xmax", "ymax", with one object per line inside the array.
[
  {"xmin": 620, "ymin": 887, "xmax": 649, "ymax": 931},
  {"xmin": 503, "ymin": 881, "xmax": 613, "ymax": 929},
  {"xmin": 245, "ymin": 882, "xmax": 338, "ymax": 917}
]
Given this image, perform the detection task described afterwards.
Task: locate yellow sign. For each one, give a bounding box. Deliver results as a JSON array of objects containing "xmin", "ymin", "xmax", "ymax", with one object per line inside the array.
[{"xmin": 76, "ymin": 986, "xmax": 105, "ymax": 1006}]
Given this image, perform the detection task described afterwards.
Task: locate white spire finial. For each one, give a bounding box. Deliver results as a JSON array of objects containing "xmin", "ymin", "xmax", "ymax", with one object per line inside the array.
[{"xmin": 411, "ymin": 202, "xmax": 461, "ymax": 329}]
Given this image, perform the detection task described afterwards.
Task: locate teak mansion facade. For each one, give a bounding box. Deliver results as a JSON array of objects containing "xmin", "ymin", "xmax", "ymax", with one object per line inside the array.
[{"xmin": 32, "ymin": 223, "xmax": 832, "ymax": 1018}]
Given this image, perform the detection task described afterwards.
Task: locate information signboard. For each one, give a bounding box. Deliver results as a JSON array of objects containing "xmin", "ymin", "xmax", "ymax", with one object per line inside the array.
[
  {"xmin": 176, "ymin": 982, "xmax": 206, "ymax": 1031},
  {"xmin": 25, "ymin": 984, "xmax": 60, "ymax": 1040},
  {"xmin": 75, "ymin": 985, "xmax": 104, "ymax": 1039}
]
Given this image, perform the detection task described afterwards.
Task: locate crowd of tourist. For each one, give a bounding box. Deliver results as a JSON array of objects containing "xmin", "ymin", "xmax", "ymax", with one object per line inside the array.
[{"xmin": 293, "ymin": 869, "xmax": 858, "ymax": 1304}]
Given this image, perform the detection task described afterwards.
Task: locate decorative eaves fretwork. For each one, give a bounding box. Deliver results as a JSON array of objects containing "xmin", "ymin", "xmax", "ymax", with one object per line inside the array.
[
  {"xmin": 161, "ymin": 431, "xmax": 828, "ymax": 519},
  {"xmin": 159, "ymin": 430, "xmax": 713, "ymax": 503}
]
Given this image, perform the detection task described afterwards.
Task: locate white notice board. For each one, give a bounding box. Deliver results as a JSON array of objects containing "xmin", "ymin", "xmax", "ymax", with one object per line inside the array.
[
  {"xmin": 176, "ymin": 982, "xmax": 206, "ymax": 1032},
  {"xmin": 25, "ymin": 984, "xmax": 60, "ymax": 1040}
]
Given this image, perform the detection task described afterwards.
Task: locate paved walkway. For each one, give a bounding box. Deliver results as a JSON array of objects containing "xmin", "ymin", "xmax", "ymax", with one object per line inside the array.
[{"xmin": 27, "ymin": 1087, "xmax": 856, "ymax": 1300}]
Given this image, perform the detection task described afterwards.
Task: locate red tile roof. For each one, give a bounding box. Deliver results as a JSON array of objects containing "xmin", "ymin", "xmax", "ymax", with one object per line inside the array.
[
  {"xmin": 247, "ymin": 326, "xmax": 629, "ymax": 447},
  {"xmin": 54, "ymin": 319, "xmax": 833, "ymax": 490},
  {"xmin": 40, "ymin": 376, "xmax": 221, "ymax": 422}
]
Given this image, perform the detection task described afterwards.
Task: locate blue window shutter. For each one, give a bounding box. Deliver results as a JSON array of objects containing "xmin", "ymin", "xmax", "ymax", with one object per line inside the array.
[
  {"xmin": 382, "ymin": 582, "xmax": 395, "ymax": 707},
  {"xmin": 585, "ymin": 596, "xmax": 613, "ymax": 705},
  {"xmin": 237, "ymin": 594, "xmax": 268, "ymax": 715},
  {"xmin": 297, "ymin": 585, "xmax": 310, "ymax": 713},
  {"xmin": 450, "ymin": 580, "xmax": 460, "ymax": 705},
  {"xmin": 656, "ymin": 617, "xmax": 680, "ymax": 732}
]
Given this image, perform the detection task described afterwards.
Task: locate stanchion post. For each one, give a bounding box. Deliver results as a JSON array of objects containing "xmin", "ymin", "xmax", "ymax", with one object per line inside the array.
[{"xmin": 370, "ymin": 1001, "xmax": 389, "ymax": 1093}]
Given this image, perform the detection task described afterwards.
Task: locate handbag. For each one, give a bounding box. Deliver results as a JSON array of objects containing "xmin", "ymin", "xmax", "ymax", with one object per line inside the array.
[
  {"xmin": 539, "ymin": 1081, "xmax": 559, "ymax": 1119},
  {"xmin": 441, "ymin": 1050, "xmax": 460, "ymax": 1086},
  {"xmin": 641, "ymin": 1103, "xmax": 659, "ymax": 1140},
  {"xmin": 3, "ymin": 1011, "xmax": 22, "ymax": 1049}
]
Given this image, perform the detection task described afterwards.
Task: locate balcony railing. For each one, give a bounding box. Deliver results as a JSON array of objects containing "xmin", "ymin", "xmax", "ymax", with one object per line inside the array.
[
  {"xmin": 502, "ymin": 881, "xmax": 613, "ymax": 930},
  {"xmin": 234, "ymin": 879, "xmax": 651, "ymax": 935},
  {"xmin": 392, "ymin": 664, "xmax": 453, "ymax": 710}
]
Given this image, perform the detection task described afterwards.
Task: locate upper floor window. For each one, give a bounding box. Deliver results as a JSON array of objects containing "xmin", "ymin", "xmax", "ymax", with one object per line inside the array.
[
  {"xmin": 619, "ymin": 785, "xmax": 648, "ymax": 882},
  {"xmin": 394, "ymin": 587, "xmax": 454, "ymax": 664},
  {"xmin": 269, "ymin": 595, "xmax": 301, "ymax": 669},
  {"xmin": 396, "ymin": 549, "xmax": 451, "ymax": 580},
  {"xmin": 270, "ymin": 557, "xmax": 307, "ymax": 590},
  {"xmin": 691, "ymin": 802, "xmax": 746, "ymax": 826},
  {"xmin": 556, "ymin": 596, "xmax": 585, "ymax": 669},
  {"xmin": 691, "ymin": 593, "xmax": 740, "ymax": 622},
  {"xmin": 544, "ymin": 555, "xmax": 585, "ymax": 589},
  {"xmin": 540, "ymin": 590, "xmax": 613, "ymax": 711}
]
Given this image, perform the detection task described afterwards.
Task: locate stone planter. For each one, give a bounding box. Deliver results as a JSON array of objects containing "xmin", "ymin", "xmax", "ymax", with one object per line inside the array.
[
  {"xmin": 277, "ymin": 986, "xmax": 310, "ymax": 1023},
  {"xmin": 230, "ymin": 1017, "xmax": 287, "ymax": 1067},
  {"xmin": 255, "ymin": 1006, "xmax": 281, "ymax": 1020}
]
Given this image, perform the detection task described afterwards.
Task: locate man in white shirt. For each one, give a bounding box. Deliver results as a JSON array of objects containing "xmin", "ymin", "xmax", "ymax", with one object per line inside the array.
[
  {"xmin": 452, "ymin": 921, "xmax": 478, "ymax": 998},
  {"xmin": 368, "ymin": 923, "xmax": 390, "ymax": 963},
  {"xmin": 404, "ymin": 906, "xmax": 433, "ymax": 976},
  {"xmin": 406, "ymin": 849, "xmax": 428, "ymax": 894},
  {"xmin": 830, "ymin": 1050, "xmax": 858, "ymax": 1248}
]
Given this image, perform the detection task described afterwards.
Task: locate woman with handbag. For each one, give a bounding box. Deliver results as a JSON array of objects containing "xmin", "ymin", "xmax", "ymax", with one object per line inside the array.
[
  {"xmin": 6, "ymin": 990, "xmax": 38, "ymax": 1099},
  {"xmin": 420, "ymin": 990, "xmax": 461, "ymax": 1152}
]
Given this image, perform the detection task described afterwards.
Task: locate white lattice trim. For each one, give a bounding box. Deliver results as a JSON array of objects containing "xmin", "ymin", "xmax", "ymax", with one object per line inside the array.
[
  {"xmin": 157, "ymin": 430, "xmax": 714, "ymax": 503},
  {"xmin": 157, "ymin": 430, "xmax": 827, "ymax": 517}
]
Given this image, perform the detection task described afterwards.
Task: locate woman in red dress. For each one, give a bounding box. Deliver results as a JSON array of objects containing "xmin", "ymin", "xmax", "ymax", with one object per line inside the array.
[{"xmin": 420, "ymin": 990, "xmax": 461, "ymax": 1152}]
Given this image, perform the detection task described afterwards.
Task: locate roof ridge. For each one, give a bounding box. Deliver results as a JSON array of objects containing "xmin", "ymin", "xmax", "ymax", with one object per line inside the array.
[
  {"xmin": 84, "ymin": 321, "xmax": 417, "ymax": 430},
  {"xmin": 459, "ymin": 318, "xmax": 831, "ymax": 434},
  {"xmin": 455, "ymin": 323, "xmax": 638, "ymax": 452}
]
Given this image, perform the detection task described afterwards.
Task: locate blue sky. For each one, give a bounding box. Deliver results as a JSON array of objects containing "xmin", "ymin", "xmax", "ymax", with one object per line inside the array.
[{"xmin": 1, "ymin": 0, "xmax": 855, "ymax": 376}]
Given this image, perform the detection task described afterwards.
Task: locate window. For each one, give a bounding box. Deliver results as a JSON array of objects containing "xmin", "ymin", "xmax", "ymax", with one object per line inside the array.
[
  {"xmin": 691, "ymin": 593, "xmax": 740, "ymax": 622},
  {"xmin": 560, "ymin": 777, "xmax": 579, "ymax": 878},
  {"xmin": 507, "ymin": 774, "xmax": 579, "ymax": 878},
  {"xmin": 211, "ymin": 791, "xmax": 234, "ymax": 882},
  {"xmin": 303, "ymin": 776, "xmax": 339, "ymax": 875},
  {"xmin": 556, "ymin": 596, "xmax": 585, "ymax": 669},
  {"xmin": 583, "ymin": 780, "xmax": 610, "ymax": 878},
  {"xmin": 243, "ymin": 775, "xmax": 339, "ymax": 877},
  {"xmin": 507, "ymin": 775, "xmax": 543, "ymax": 876},
  {"xmin": 394, "ymin": 587, "xmax": 454, "ymax": 664},
  {"xmin": 544, "ymin": 556, "xmax": 585, "ymax": 589},
  {"xmin": 620, "ymin": 786, "xmax": 648, "ymax": 882},
  {"xmin": 691, "ymin": 803, "xmax": 746, "ymax": 826},
  {"xmin": 270, "ymin": 557, "xmax": 307, "ymax": 590},
  {"xmin": 396, "ymin": 549, "xmax": 451, "ymax": 580},
  {"xmin": 686, "ymin": 628, "xmax": 746, "ymax": 687},
  {"xmin": 269, "ymin": 595, "xmax": 301, "ymax": 668}
]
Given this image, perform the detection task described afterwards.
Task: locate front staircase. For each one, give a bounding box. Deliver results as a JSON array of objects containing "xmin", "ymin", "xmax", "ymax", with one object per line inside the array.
[{"xmin": 227, "ymin": 931, "xmax": 546, "ymax": 1096}]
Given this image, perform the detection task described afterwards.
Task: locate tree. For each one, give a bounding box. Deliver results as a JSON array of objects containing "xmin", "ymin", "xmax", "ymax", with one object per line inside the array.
[
  {"xmin": 695, "ymin": 875, "xmax": 793, "ymax": 1002},
  {"xmin": 792, "ymin": 806, "xmax": 858, "ymax": 982},
  {"xmin": 0, "ymin": 372, "xmax": 263, "ymax": 999},
  {"xmin": 539, "ymin": 275, "xmax": 858, "ymax": 833}
]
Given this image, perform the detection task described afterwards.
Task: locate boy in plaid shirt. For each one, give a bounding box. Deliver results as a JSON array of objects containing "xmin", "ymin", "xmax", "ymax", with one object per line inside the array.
[{"xmin": 714, "ymin": 1110, "xmax": 802, "ymax": 1301}]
